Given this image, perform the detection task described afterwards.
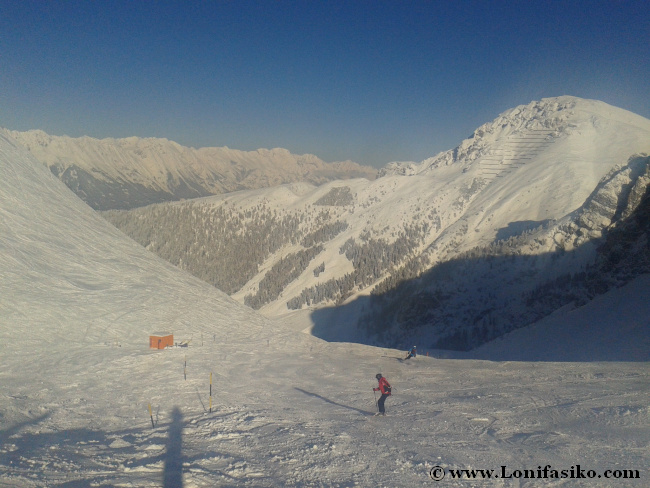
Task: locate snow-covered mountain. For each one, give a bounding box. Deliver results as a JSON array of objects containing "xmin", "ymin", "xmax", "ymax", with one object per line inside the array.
[
  {"xmin": 103, "ymin": 96, "xmax": 650, "ymax": 350},
  {"xmin": 1, "ymin": 128, "xmax": 377, "ymax": 210},
  {"xmin": 2, "ymin": 104, "xmax": 648, "ymax": 487}
]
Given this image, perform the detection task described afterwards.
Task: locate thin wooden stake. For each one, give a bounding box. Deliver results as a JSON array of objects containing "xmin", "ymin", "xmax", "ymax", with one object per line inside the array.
[{"xmin": 148, "ymin": 403, "xmax": 154, "ymax": 429}]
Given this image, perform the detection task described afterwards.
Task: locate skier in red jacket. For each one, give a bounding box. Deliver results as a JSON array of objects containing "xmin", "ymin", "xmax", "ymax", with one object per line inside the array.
[{"xmin": 373, "ymin": 373, "xmax": 391, "ymax": 416}]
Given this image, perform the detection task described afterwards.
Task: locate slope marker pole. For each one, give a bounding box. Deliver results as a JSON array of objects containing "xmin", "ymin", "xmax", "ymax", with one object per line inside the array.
[
  {"xmin": 148, "ymin": 403, "xmax": 154, "ymax": 429},
  {"xmin": 209, "ymin": 372, "xmax": 213, "ymax": 413}
]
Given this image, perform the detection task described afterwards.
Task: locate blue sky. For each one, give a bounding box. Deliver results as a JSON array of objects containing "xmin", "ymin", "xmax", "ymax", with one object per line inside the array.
[{"xmin": 2, "ymin": 1, "xmax": 648, "ymax": 168}]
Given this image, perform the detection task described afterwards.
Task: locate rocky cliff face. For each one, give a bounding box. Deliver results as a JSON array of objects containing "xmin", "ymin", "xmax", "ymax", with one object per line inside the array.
[{"xmin": 1, "ymin": 129, "xmax": 376, "ymax": 210}]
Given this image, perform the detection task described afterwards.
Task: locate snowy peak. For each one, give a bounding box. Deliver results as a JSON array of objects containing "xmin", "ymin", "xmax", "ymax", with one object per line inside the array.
[
  {"xmin": 376, "ymin": 96, "xmax": 650, "ymax": 254},
  {"xmin": 382, "ymin": 96, "xmax": 650, "ymax": 176}
]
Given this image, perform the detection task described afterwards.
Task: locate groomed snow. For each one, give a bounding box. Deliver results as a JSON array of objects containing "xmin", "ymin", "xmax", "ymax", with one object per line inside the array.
[{"xmin": 1, "ymin": 131, "xmax": 648, "ymax": 486}]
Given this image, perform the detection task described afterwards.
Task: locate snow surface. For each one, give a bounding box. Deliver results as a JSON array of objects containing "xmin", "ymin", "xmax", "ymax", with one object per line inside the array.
[{"xmin": 1, "ymin": 128, "xmax": 649, "ymax": 486}]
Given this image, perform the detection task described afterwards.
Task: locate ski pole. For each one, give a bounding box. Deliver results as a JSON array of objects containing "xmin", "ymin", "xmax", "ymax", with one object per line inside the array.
[{"xmin": 373, "ymin": 389, "xmax": 378, "ymax": 411}]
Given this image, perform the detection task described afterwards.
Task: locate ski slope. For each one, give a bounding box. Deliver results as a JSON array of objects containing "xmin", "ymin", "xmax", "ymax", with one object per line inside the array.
[{"xmin": 1, "ymin": 130, "xmax": 648, "ymax": 486}]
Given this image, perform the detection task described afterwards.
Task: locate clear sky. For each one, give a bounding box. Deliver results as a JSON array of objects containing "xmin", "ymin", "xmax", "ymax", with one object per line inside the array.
[{"xmin": 2, "ymin": 1, "xmax": 648, "ymax": 168}]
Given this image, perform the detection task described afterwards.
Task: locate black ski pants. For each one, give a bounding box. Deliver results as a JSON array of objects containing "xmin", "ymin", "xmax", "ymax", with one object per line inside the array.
[{"xmin": 377, "ymin": 393, "xmax": 389, "ymax": 414}]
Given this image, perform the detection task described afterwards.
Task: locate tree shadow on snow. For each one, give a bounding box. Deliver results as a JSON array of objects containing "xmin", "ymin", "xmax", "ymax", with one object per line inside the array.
[
  {"xmin": 0, "ymin": 413, "xmax": 115, "ymax": 487},
  {"xmin": 0, "ymin": 406, "xmax": 191, "ymax": 487},
  {"xmin": 0, "ymin": 411, "xmax": 50, "ymax": 449},
  {"xmin": 494, "ymin": 219, "xmax": 553, "ymax": 241}
]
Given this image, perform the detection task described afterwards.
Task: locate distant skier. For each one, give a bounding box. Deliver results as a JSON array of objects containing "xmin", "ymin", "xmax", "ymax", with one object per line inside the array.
[
  {"xmin": 373, "ymin": 373, "xmax": 392, "ymax": 416},
  {"xmin": 405, "ymin": 346, "xmax": 417, "ymax": 360}
]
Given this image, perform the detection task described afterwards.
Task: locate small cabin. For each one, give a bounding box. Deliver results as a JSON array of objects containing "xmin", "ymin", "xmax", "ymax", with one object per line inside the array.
[{"xmin": 149, "ymin": 333, "xmax": 173, "ymax": 350}]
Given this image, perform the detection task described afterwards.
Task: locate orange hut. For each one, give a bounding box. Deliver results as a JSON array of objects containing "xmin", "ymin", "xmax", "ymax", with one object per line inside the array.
[{"xmin": 149, "ymin": 333, "xmax": 173, "ymax": 350}]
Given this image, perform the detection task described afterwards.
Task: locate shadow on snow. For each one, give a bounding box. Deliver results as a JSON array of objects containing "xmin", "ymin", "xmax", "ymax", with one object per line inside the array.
[
  {"xmin": 294, "ymin": 388, "xmax": 375, "ymax": 416},
  {"xmin": 309, "ymin": 172, "xmax": 650, "ymax": 362}
]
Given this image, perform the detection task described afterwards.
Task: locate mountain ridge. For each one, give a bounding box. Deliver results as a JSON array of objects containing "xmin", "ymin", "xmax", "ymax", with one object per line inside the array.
[
  {"xmin": 1, "ymin": 128, "xmax": 377, "ymax": 210},
  {"xmin": 381, "ymin": 96, "xmax": 650, "ymax": 177}
]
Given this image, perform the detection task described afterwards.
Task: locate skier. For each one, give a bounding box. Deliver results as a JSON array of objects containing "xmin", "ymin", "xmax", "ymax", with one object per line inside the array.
[
  {"xmin": 405, "ymin": 345, "xmax": 417, "ymax": 360},
  {"xmin": 373, "ymin": 373, "xmax": 391, "ymax": 415}
]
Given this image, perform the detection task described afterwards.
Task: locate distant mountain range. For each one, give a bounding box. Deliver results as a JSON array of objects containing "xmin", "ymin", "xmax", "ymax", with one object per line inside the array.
[
  {"xmin": 0, "ymin": 129, "xmax": 377, "ymax": 210},
  {"xmin": 5, "ymin": 96, "xmax": 650, "ymax": 351}
]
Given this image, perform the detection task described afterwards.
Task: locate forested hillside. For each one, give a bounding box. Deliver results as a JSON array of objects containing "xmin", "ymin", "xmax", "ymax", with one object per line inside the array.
[{"xmin": 102, "ymin": 185, "xmax": 432, "ymax": 311}]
